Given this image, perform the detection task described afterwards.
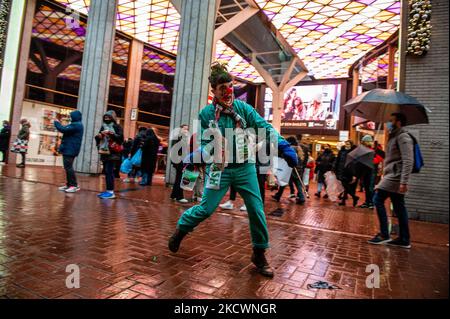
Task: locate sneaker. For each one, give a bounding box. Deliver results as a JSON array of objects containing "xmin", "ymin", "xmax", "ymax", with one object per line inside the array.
[
  {"xmin": 288, "ymin": 194, "xmax": 296, "ymax": 199},
  {"xmin": 65, "ymin": 186, "xmax": 80, "ymax": 193},
  {"xmin": 387, "ymin": 238, "xmax": 411, "ymax": 249},
  {"xmin": 240, "ymin": 205, "xmax": 247, "ymax": 211},
  {"xmin": 98, "ymin": 192, "xmax": 116, "ymax": 199},
  {"xmin": 178, "ymin": 199, "xmax": 189, "ymax": 204},
  {"xmin": 360, "ymin": 203, "xmax": 374, "ymax": 209},
  {"xmin": 58, "ymin": 185, "xmax": 69, "ymax": 192},
  {"xmin": 368, "ymin": 234, "xmax": 392, "ymax": 245},
  {"xmin": 219, "ymin": 200, "xmax": 234, "ymax": 210}
]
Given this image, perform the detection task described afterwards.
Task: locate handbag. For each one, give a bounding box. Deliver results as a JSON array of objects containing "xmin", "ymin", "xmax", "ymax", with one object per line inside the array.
[
  {"xmin": 10, "ymin": 138, "xmax": 28, "ymax": 153},
  {"xmin": 131, "ymin": 149, "xmax": 142, "ymax": 167},
  {"xmin": 109, "ymin": 140, "xmax": 123, "ymax": 154}
]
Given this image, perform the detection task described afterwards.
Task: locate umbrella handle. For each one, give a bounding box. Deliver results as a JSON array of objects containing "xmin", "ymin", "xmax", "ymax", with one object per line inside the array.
[{"xmin": 293, "ymin": 168, "xmax": 310, "ymax": 199}]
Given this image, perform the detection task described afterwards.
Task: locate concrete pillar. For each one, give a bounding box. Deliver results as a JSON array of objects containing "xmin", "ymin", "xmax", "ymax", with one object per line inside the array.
[
  {"xmin": 6, "ymin": 0, "xmax": 36, "ymax": 165},
  {"xmin": 0, "ymin": 0, "xmax": 27, "ymax": 123},
  {"xmin": 123, "ymin": 39, "xmax": 144, "ymax": 140},
  {"xmin": 165, "ymin": 0, "xmax": 219, "ymax": 184},
  {"xmin": 74, "ymin": 0, "xmax": 118, "ymax": 174},
  {"xmin": 271, "ymin": 89, "xmax": 284, "ymax": 132}
]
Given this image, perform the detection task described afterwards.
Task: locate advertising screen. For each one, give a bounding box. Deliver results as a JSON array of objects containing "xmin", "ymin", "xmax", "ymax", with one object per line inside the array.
[{"xmin": 264, "ymin": 84, "xmax": 342, "ymax": 130}]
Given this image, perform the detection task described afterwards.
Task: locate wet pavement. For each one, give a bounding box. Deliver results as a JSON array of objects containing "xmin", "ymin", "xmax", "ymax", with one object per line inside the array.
[{"xmin": 0, "ymin": 165, "xmax": 448, "ymax": 299}]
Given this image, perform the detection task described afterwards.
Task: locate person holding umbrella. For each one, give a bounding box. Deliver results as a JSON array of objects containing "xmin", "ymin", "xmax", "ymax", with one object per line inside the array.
[{"xmin": 368, "ymin": 113, "xmax": 415, "ymax": 248}]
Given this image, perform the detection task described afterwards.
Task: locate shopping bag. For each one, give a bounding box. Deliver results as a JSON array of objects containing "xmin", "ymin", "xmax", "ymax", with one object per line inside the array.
[
  {"xmin": 273, "ymin": 157, "xmax": 292, "ymax": 187},
  {"xmin": 324, "ymin": 171, "xmax": 344, "ymax": 202},
  {"xmin": 120, "ymin": 158, "xmax": 133, "ymax": 174},
  {"xmin": 10, "ymin": 139, "xmax": 28, "ymax": 153},
  {"xmin": 131, "ymin": 149, "xmax": 142, "ymax": 167},
  {"xmin": 180, "ymin": 168, "xmax": 200, "ymax": 192}
]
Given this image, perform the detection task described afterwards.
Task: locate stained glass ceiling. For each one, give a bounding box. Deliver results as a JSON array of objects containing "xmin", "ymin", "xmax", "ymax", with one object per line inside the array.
[
  {"xmin": 55, "ymin": 0, "xmax": 400, "ymax": 81},
  {"xmin": 255, "ymin": 0, "xmax": 400, "ymax": 78}
]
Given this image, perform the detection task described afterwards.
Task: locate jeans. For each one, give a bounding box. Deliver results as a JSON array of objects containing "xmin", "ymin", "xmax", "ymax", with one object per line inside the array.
[
  {"xmin": 63, "ymin": 156, "xmax": 77, "ymax": 187},
  {"xmin": 0, "ymin": 150, "xmax": 7, "ymax": 163},
  {"xmin": 103, "ymin": 160, "xmax": 115, "ymax": 191},
  {"xmin": 275, "ymin": 172, "xmax": 305, "ymax": 202},
  {"xmin": 373, "ymin": 189, "xmax": 410, "ymax": 243},
  {"xmin": 170, "ymin": 163, "xmax": 184, "ymax": 200},
  {"xmin": 363, "ymin": 169, "xmax": 376, "ymax": 205}
]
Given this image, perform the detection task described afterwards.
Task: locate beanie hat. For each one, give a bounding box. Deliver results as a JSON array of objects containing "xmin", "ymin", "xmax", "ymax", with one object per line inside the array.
[{"xmin": 361, "ymin": 135, "xmax": 373, "ymax": 143}]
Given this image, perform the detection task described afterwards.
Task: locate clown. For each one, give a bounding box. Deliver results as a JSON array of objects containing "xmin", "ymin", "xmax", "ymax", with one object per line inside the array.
[{"xmin": 168, "ymin": 63, "xmax": 298, "ymax": 277}]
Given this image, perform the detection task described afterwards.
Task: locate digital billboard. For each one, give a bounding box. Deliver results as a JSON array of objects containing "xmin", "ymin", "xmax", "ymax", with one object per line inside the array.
[{"xmin": 264, "ymin": 84, "xmax": 342, "ymax": 130}]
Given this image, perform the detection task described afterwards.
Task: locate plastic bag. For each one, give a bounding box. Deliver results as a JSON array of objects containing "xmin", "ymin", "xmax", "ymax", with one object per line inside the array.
[
  {"xmin": 120, "ymin": 158, "xmax": 133, "ymax": 174},
  {"xmin": 181, "ymin": 168, "xmax": 200, "ymax": 192},
  {"xmin": 131, "ymin": 149, "xmax": 142, "ymax": 167},
  {"xmin": 324, "ymin": 171, "xmax": 344, "ymax": 202},
  {"xmin": 273, "ymin": 157, "xmax": 293, "ymax": 187}
]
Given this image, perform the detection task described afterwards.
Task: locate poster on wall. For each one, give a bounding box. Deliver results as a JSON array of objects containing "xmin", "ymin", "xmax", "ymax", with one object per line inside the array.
[
  {"xmin": 19, "ymin": 101, "xmax": 74, "ymax": 166},
  {"xmin": 264, "ymin": 84, "xmax": 342, "ymax": 130}
]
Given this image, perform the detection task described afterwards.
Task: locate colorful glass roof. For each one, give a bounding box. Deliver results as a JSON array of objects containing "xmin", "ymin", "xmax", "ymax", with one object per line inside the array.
[
  {"xmin": 55, "ymin": 0, "xmax": 400, "ymax": 81},
  {"xmin": 255, "ymin": 0, "xmax": 400, "ymax": 79},
  {"xmin": 55, "ymin": 0, "xmax": 263, "ymax": 82},
  {"xmin": 361, "ymin": 49, "xmax": 398, "ymax": 83}
]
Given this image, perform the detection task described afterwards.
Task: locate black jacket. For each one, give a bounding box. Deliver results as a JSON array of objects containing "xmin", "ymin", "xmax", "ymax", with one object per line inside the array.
[
  {"xmin": 95, "ymin": 122, "xmax": 124, "ymax": 162},
  {"xmin": 334, "ymin": 146, "xmax": 356, "ymax": 181},
  {"xmin": 315, "ymin": 149, "xmax": 336, "ymax": 183},
  {"xmin": 141, "ymin": 130, "xmax": 160, "ymax": 174},
  {"xmin": 0, "ymin": 125, "xmax": 11, "ymax": 151}
]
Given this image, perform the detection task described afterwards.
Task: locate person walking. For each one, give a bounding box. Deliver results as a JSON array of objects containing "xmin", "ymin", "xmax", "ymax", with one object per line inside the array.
[
  {"xmin": 359, "ymin": 135, "xmax": 376, "ymax": 209},
  {"xmin": 303, "ymin": 155, "xmax": 315, "ymax": 193},
  {"xmin": 0, "ymin": 120, "xmax": 11, "ymax": 164},
  {"xmin": 314, "ymin": 144, "xmax": 335, "ymax": 198},
  {"xmin": 168, "ymin": 63, "xmax": 298, "ymax": 278},
  {"xmin": 125, "ymin": 127, "xmax": 147, "ymax": 183},
  {"xmin": 334, "ymin": 140, "xmax": 359, "ymax": 207},
  {"xmin": 10, "ymin": 119, "xmax": 31, "ymax": 168},
  {"xmin": 272, "ymin": 136, "xmax": 306, "ymax": 205},
  {"xmin": 54, "ymin": 110, "xmax": 84, "ymax": 193},
  {"xmin": 140, "ymin": 128, "xmax": 160, "ymax": 186},
  {"xmin": 369, "ymin": 113, "xmax": 414, "ymax": 249},
  {"xmin": 95, "ymin": 111, "xmax": 124, "ymax": 199},
  {"xmin": 169, "ymin": 124, "xmax": 190, "ymax": 204}
]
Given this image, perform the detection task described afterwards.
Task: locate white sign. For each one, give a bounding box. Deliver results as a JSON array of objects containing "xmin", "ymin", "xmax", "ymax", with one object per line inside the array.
[
  {"xmin": 339, "ymin": 130, "xmax": 349, "ymax": 141},
  {"xmin": 315, "ymin": 144, "xmax": 322, "ymax": 152},
  {"xmin": 131, "ymin": 108, "xmax": 138, "ymax": 121}
]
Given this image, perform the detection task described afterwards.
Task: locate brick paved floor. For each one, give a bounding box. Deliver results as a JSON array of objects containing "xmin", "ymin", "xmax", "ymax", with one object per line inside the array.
[{"xmin": 0, "ymin": 165, "xmax": 448, "ymax": 299}]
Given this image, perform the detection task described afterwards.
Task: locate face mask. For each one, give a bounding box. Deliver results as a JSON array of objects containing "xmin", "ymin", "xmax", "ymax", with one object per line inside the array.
[
  {"xmin": 386, "ymin": 122, "xmax": 394, "ymax": 132},
  {"xmin": 104, "ymin": 120, "xmax": 112, "ymax": 125}
]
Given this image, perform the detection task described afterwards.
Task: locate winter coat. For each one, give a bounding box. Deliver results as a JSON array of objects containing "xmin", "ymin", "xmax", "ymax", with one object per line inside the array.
[
  {"xmin": 376, "ymin": 128, "xmax": 414, "ymax": 194},
  {"xmin": 54, "ymin": 110, "xmax": 84, "ymax": 157},
  {"xmin": 141, "ymin": 130, "xmax": 160, "ymax": 174},
  {"xmin": 17, "ymin": 124, "xmax": 30, "ymax": 141},
  {"xmin": 95, "ymin": 111, "xmax": 124, "ymax": 162},
  {"xmin": 315, "ymin": 149, "xmax": 336, "ymax": 183},
  {"xmin": 334, "ymin": 146, "xmax": 356, "ymax": 181},
  {"xmin": 0, "ymin": 125, "xmax": 11, "ymax": 151}
]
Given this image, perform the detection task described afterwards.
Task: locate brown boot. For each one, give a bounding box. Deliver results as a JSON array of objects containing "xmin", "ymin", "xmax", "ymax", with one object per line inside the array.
[
  {"xmin": 168, "ymin": 229, "xmax": 188, "ymax": 253},
  {"xmin": 251, "ymin": 248, "xmax": 274, "ymax": 278}
]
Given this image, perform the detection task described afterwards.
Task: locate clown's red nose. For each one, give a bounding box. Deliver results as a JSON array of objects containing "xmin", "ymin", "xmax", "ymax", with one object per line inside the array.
[{"xmin": 225, "ymin": 87, "xmax": 233, "ymax": 95}]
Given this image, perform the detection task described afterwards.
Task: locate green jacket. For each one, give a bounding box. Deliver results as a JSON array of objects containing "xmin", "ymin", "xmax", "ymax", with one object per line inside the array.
[{"xmin": 198, "ymin": 100, "xmax": 284, "ymax": 164}]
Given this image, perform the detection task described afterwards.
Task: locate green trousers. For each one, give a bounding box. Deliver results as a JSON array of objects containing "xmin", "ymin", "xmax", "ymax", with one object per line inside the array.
[{"xmin": 177, "ymin": 163, "xmax": 269, "ymax": 249}]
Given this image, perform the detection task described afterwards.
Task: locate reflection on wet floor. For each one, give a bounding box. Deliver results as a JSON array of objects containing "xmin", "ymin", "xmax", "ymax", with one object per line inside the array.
[{"xmin": 0, "ymin": 165, "xmax": 448, "ymax": 299}]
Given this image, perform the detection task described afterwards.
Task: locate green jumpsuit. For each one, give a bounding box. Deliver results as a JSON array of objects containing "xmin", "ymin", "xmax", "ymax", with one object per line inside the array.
[{"xmin": 176, "ymin": 100, "xmax": 284, "ymax": 249}]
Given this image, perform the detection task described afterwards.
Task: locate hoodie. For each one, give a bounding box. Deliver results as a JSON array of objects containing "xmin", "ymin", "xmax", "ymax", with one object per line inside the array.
[
  {"xmin": 95, "ymin": 110, "xmax": 124, "ymax": 161},
  {"xmin": 54, "ymin": 110, "xmax": 84, "ymax": 157}
]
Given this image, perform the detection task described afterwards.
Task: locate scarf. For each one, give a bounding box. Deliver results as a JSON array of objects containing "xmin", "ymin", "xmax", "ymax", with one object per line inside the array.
[{"xmin": 212, "ymin": 96, "xmax": 246, "ymax": 129}]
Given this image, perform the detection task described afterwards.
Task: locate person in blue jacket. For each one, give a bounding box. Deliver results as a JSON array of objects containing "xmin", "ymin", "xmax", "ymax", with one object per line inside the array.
[
  {"xmin": 168, "ymin": 63, "xmax": 298, "ymax": 278},
  {"xmin": 54, "ymin": 110, "xmax": 84, "ymax": 193}
]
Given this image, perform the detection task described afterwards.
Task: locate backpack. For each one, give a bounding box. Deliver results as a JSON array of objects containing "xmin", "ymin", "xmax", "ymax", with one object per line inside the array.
[{"xmin": 399, "ymin": 133, "xmax": 424, "ymax": 174}]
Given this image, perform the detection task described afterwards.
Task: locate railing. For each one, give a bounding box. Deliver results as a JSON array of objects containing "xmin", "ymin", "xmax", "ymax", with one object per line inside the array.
[{"xmin": 24, "ymin": 84, "xmax": 170, "ymax": 120}]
